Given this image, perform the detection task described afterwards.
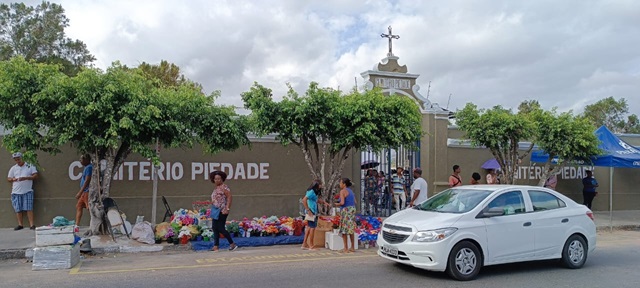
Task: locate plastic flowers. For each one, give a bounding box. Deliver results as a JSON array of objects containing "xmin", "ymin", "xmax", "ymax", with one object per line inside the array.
[
  {"xmin": 201, "ymin": 228, "xmax": 213, "ymax": 238},
  {"xmin": 178, "ymin": 226, "xmax": 192, "ymax": 238}
]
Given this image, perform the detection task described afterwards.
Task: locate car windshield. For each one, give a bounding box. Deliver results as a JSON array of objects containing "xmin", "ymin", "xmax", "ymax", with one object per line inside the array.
[{"xmin": 415, "ymin": 188, "xmax": 493, "ymax": 213}]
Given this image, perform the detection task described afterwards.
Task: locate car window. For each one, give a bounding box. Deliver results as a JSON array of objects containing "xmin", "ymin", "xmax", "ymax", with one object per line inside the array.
[
  {"xmin": 529, "ymin": 190, "xmax": 566, "ymax": 211},
  {"xmin": 416, "ymin": 188, "xmax": 493, "ymax": 213},
  {"xmin": 487, "ymin": 191, "xmax": 526, "ymax": 215}
]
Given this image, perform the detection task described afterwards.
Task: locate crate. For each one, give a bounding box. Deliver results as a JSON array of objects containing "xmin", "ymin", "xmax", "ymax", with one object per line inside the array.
[
  {"xmin": 325, "ymin": 231, "xmax": 359, "ymax": 251},
  {"xmin": 32, "ymin": 244, "xmax": 80, "ymax": 270},
  {"xmin": 35, "ymin": 225, "xmax": 75, "ymax": 247}
]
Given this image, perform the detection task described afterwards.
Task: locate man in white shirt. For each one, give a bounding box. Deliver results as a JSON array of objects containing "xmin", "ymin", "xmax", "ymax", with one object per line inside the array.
[
  {"xmin": 7, "ymin": 152, "xmax": 38, "ymax": 230},
  {"xmin": 409, "ymin": 167, "xmax": 428, "ymax": 207}
]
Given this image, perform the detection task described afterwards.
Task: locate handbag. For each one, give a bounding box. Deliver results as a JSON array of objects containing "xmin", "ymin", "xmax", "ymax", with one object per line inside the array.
[
  {"xmin": 210, "ymin": 205, "xmax": 221, "ymax": 220},
  {"xmin": 304, "ymin": 214, "xmax": 316, "ymax": 222}
]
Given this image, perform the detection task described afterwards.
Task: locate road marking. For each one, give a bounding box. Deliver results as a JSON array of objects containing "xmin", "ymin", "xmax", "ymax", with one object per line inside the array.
[
  {"xmin": 68, "ymin": 253, "xmax": 377, "ymax": 275},
  {"xmin": 194, "ymin": 251, "xmax": 359, "ymax": 263}
]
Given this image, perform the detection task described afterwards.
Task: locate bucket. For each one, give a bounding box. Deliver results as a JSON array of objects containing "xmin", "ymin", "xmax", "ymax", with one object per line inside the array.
[{"xmin": 80, "ymin": 238, "xmax": 92, "ymax": 253}]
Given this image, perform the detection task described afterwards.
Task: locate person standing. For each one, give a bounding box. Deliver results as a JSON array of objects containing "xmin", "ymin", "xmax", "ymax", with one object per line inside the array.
[
  {"xmin": 210, "ymin": 170, "xmax": 238, "ymax": 252},
  {"xmin": 486, "ymin": 169, "xmax": 498, "ymax": 184},
  {"xmin": 333, "ymin": 178, "xmax": 357, "ymax": 253},
  {"xmin": 363, "ymin": 169, "xmax": 377, "ymax": 214},
  {"xmin": 301, "ymin": 180, "xmax": 329, "ymax": 250},
  {"xmin": 544, "ymin": 167, "xmax": 558, "ymax": 190},
  {"xmin": 391, "ymin": 167, "xmax": 407, "ymax": 211},
  {"xmin": 7, "ymin": 152, "xmax": 38, "ymax": 230},
  {"xmin": 449, "ymin": 165, "xmax": 462, "ymax": 187},
  {"xmin": 582, "ymin": 170, "xmax": 599, "ymax": 209},
  {"xmin": 75, "ymin": 154, "xmax": 93, "ymax": 225},
  {"xmin": 409, "ymin": 168, "xmax": 428, "ymax": 207}
]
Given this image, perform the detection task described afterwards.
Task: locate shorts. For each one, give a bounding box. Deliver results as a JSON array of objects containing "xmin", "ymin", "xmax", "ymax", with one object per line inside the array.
[
  {"xmin": 76, "ymin": 192, "xmax": 89, "ymax": 209},
  {"xmin": 307, "ymin": 218, "xmax": 317, "ymax": 228},
  {"xmin": 11, "ymin": 191, "xmax": 34, "ymax": 213}
]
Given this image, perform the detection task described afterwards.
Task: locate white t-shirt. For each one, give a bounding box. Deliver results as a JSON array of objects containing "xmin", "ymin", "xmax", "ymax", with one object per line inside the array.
[
  {"xmin": 8, "ymin": 163, "xmax": 37, "ymax": 195},
  {"xmin": 411, "ymin": 177, "xmax": 429, "ymax": 204}
]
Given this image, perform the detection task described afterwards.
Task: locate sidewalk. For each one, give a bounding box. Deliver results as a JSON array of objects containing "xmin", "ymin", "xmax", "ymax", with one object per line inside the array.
[{"xmin": 1, "ymin": 210, "xmax": 638, "ymax": 260}]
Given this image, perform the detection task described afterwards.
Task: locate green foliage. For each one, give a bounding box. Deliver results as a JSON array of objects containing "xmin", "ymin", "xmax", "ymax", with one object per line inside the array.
[
  {"xmin": 533, "ymin": 110, "xmax": 601, "ymax": 164},
  {"xmin": 0, "ymin": 1, "xmax": 95, "ymax": 76},
  {"xmin": 0, "ymin": 56, "xmax": 249, "ymax": 166},
  {"xmin": 456, "ymin": 103, "xmax": 535, "ymax": 184},
  {"xmin": 582, "ymin": 96, "xmax": 640, "ymax": 134},
  {"xmin": 242, "ymin": 82, "xmax": 422, "ymax": 196},
  {"xmin": 458, "ymin": 100, "xmax": 602, "ymax": 186}
]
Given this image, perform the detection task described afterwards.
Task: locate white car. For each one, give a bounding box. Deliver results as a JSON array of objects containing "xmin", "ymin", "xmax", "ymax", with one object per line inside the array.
[{"xmin": 377, "ymin": 185, "xmax": 596, "ymax": 281}]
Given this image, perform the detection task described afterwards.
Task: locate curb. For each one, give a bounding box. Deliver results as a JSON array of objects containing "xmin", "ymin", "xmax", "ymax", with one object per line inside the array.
[
  {"xmin": 596, "ymin": 225, "xmax": 639, "ymax": 232},
  {"xmin": 0, "ymin": 243, "xmax": 193, "ymax": 260}
]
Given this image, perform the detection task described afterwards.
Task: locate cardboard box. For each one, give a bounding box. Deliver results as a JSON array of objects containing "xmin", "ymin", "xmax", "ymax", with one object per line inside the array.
[
  {"xmin": 317, "ymin": 218, "xmax": 333, "ymax": 230},
  {"xmin": 325, "ymin": 231, "xmax": 359, "ymax": 251},
  {"xmin": 35, "ymin": 225, "xmax": 75, "ymax": 247},
  {"xmin": 32, "ymin": 244, "xmax": 80, "ymax": 270},
  {"xmin": 313, "ymin": 228, "xmax": 331, "ymax": 248}
]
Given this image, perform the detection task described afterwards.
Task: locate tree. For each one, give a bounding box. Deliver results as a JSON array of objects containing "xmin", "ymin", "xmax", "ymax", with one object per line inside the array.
[
  {"xmin": 0, "ymin": 57, "xmax": 249, "ymax": 235},
  {"xmin": 456, "ymin": 103, "xmax": 535, "ymax": 184},
  {"xmin": 582, "ymin": 97, "xmax": 640, "ymax": 134},
  {"xmin": 242, "ymin": 82, "xmax": 422, "ymax": 203},
  {"xmin": 0, "ymin": 1, "xmax": 95, "ymax": 75},
  {"xmin": 525, "ymin": 108, "xmax": 601, "ymax": 186}
]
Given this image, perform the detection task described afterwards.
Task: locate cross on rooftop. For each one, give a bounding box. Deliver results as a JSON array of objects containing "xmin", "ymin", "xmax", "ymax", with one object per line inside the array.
[{"xmin": 380, "ymin": 26, "xmax": 400, "ymax": 57}]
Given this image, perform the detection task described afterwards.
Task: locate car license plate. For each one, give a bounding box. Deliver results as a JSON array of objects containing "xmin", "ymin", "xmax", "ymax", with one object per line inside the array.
[{"xmin": 382, "ymin": 246, "xmax": 398, "ymax": 256}]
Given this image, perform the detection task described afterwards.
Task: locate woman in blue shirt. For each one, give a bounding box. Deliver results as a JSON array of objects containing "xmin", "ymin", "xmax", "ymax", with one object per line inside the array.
[
  {"xmin": 333, "ymin": 178, "xmax": 357, "ymax": 253},
  {"xmin": 301, "ymin": 180, "xmax": 329, "ymax": 250}
]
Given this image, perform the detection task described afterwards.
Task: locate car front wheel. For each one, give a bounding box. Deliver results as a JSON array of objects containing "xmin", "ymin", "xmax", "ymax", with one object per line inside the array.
[
  {"xmin": 561, "ymin": 234, "xmax": 587, "ymax": 269},
  {"xmin": 446, "ymin": 241, "xmax": 482, "ymax": 281}
]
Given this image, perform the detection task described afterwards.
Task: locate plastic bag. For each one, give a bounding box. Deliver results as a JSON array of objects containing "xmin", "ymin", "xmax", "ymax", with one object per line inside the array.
[
  {"xmin": 52, "ymin": 216, "xmax": 75, "ymax": 227},
  {"xmin": 131, "ymin": 221, "xmax": 155, "ymax": 244}
]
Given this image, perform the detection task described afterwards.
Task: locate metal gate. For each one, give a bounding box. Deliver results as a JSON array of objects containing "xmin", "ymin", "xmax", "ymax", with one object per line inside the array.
[{"xmin": 360, "ymin": 141, "xmax": 420, "ymax": 217}]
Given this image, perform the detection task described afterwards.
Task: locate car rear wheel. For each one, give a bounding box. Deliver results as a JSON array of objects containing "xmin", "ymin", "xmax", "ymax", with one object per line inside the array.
[
  {"xmin": 561, "ymin": 234, "xmax": 587, "ymax": 269},
  {"xmin": 446, "ymin": 241, "xmax": 482, "ymax": 281}
]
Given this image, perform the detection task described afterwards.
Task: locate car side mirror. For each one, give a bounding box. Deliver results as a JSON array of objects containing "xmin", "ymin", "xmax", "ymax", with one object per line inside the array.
[{"xmin": 477, "ymin": 207, "xmax": 504, "ymax": 218}]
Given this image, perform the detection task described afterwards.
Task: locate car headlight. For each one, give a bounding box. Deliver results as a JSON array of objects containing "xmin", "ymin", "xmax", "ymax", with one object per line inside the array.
[{"xmin": 412, "ymin": 228, "xmax": 458, "ymax": 242}]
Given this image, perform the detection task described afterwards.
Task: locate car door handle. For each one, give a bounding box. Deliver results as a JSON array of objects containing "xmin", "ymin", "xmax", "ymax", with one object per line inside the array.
[
  {"xmin": 561, "ymin": 218, "xmax": 569, "ymax": 223},
  {"xmin": 523, "ymin": 222, "xmax": 532, "ymax": 227}
]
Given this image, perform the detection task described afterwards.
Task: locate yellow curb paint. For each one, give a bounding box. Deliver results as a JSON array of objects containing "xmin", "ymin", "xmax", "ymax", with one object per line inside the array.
[
  {"xmin": 194, "ymin": 251, "xmax": 359, "ymax": 263},
  {"xmin": 69, "ymin": 254, "xmax": 376, "ymax": 275},
  {"xmin": 68, "ymin": 261, "xmax": 83, "ymax": 275}
]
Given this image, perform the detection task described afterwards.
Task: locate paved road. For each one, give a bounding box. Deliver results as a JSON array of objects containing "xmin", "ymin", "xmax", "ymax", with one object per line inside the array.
[{"xmin": 1, "ymin": 229, "xmax": 638, "ymax": 288}]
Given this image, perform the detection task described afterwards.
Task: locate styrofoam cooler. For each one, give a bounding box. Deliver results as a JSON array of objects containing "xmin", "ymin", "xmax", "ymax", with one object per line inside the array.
[
  {"xmin": 32, "ymin": 244, "xmax": 80, "ymax": 270},
  {"xmin": 325, "ymin": 231, "xmax": 359, "ymax": 251},
  {"xmin": 35, "ymin": 225, "xmax": 75, "ymax": 247}
]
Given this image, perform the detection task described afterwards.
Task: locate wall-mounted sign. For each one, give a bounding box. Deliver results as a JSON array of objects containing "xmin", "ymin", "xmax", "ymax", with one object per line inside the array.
[
  {"xmin": 68, "ymin": 161, "xmax": 270, "ymax": 181},
  {"xmin": 375, "ymin": 78, "xmax": 411, "ymax": 89}
]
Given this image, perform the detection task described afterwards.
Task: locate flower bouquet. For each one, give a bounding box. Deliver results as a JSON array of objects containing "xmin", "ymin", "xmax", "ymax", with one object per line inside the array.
[
  {"xmin": 165, "ymin": 229, "xmax": 175, "ymax": 243},
  {"xmin": 201, "ymin": 228, "xmax": 213, "ymax": 241},
  {"xmin": 178, "ymin": 226, "xmax": 192, "ymax": 244},
  {"xmin": 226, "ymin": 221, "xmax": 241, "ymax": 237},
  {"xmin": 331, "ymin": 216, "xmax": 341, "ymax": 233}
]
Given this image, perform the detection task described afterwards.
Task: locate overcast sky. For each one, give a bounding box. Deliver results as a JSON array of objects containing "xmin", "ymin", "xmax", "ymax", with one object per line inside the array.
[{"xmin": 10, "ymin": 0, "xmax": 640, "ymax": 116}]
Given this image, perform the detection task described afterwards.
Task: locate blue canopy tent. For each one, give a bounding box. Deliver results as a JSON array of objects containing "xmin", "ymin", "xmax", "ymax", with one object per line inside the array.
[{"xmin": 531, "ymin": 126, "xmax": 640, "ymax": 229}]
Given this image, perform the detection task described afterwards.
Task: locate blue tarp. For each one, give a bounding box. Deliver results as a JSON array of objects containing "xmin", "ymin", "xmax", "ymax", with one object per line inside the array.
[
  {"xmin": 191, "ymin": 235, "xmax": 304, "ymax": 251},
  {"xmin": 530, "ymin": 126, "xmax": 640, "ymax": 168}
]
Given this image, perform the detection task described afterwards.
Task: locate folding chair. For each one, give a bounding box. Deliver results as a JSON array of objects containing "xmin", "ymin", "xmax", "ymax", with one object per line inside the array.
[
  {"xmin": 103, "ymin": 197, "xmax": 130, "ymax": 239},
  {"xmin": 162, "ymin": 196, "xmax": 173, "ymax": 222}
]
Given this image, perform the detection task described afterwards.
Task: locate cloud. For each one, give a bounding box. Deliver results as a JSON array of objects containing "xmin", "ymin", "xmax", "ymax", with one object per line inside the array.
[{"xmin": 22, "ymin": 0, "xmax": 640, "ymax": 116}]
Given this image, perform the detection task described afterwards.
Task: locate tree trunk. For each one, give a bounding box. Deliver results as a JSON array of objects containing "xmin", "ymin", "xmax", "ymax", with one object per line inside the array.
[{"xmin": 85, "ymin": 146, "xmax": 129, "ymax": 236}]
